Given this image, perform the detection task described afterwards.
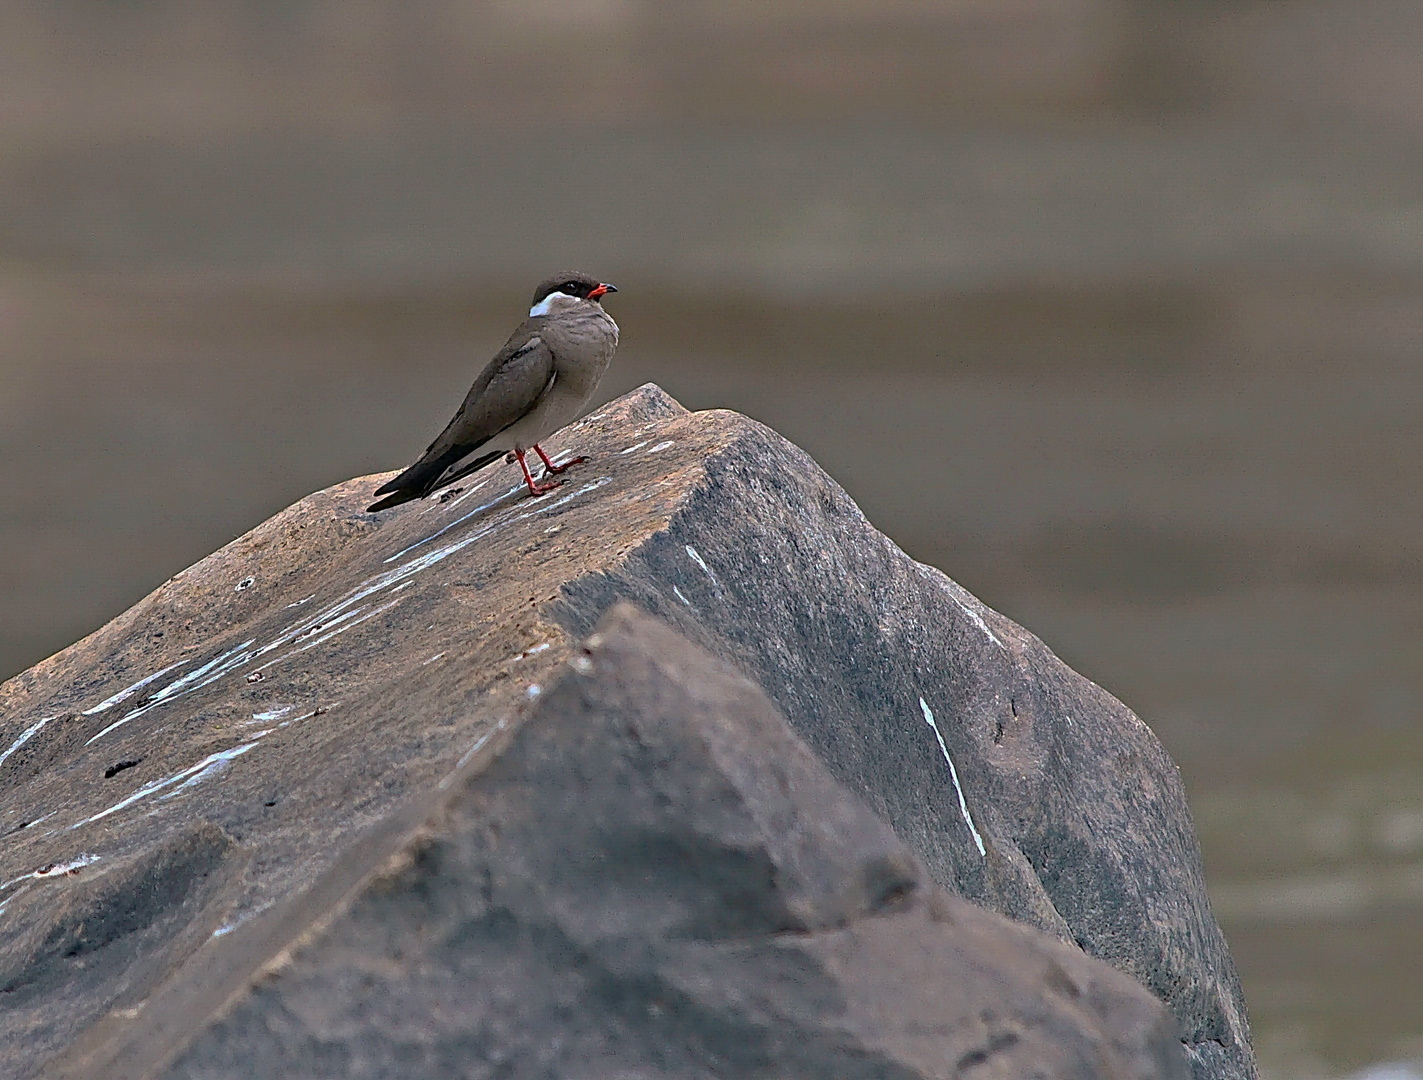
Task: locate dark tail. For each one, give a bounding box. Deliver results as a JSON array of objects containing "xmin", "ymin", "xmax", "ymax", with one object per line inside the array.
[{"xmin": 367, "ymin": 446, "xmax": 501, "ymax": 513}]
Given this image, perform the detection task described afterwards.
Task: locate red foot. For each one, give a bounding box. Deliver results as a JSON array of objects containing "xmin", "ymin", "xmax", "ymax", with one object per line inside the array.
[
  {"xmin": 514, "ymin": 447, "xmax": 563, "ymax": 496},
  {"xmin": 533, "ymin": 443, "xmax": 586, "ymax": 475}
]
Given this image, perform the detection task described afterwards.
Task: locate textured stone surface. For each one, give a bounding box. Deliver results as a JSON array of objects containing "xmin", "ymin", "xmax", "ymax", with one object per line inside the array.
[
  {"xmin": 0, "ymin": 385, "xmax": 1252, "ymax": 1078},
  {"xmin": 64, "ymin": 606, "xmax": 1191, "ymax": 1080}
]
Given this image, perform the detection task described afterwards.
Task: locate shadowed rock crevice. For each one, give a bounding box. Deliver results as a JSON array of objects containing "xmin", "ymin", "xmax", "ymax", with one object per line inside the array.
[{"xmin": 0, "ymin": 822, "xmax": 247, "ymax": 1054}]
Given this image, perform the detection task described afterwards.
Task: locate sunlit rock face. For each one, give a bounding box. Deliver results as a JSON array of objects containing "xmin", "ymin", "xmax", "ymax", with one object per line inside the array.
[{"xmin": 0, "ymin": 385, "xmax": 1250, "ymax": 1080}]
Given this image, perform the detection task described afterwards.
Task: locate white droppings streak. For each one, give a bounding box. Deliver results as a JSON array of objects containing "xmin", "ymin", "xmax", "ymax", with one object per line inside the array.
[
  {"xmin": 34, "ymin": 853, "xmax": 102, "ymax": 878},
  {"xmin": 75, "ymin": 466, "xmax": 612, "ymax": 745},
  {"xmin": 647, "ymin": 440, "xmax": 674, "ymax": 453},
  {"xmin": 251, "ymin": 705, "xmax": 295, "ymax": 722},
  {"xmin": 526, "ymin": 684, "xmax": 542, "ymax": 698},
  {"xmin": 953, "ymin": 598, "xmax": 1004, "ymax": 650},
  {"xmin": 81, "ymin": 660, "xmax": 189, "ymax": 715},
  {"xmin": 0, "ymin": 884, "xmax": 31, "ymax": 917},
  {"xmin": 684, "ymin": 546, "xmax": 720, "ymax": 588},
  {"xmin": 285, "ymin": 593, "xmax": 317, "ymax": 608},
  {"xmin": 281, "ymin": 605, "xmax": 366, "ymax": 646},
  {"xmin": 435, "ymin": 476, "xmax": 492, "ymax": 513},
  {"xmin": 0, "ymin": 716, "xmax": 53, "ymax": 769},
  {"xmin": 924, "ymin": 570, "xmax": 1005, "ymax": 650},
  {"xmin": 672, "ymin": 585, "xmax": 692, "ymax": 606},
  {"xmin": 86, "ymin": 640, "xmax": 259, "ymax": 744},
  {"xmin": 919, "ymin": 697, "xmax": 986, "ymax": 858},
  {"xmin": 70, "ymin": 741, "xmax": 262, "ymax": 830},
  {"xmin": 212, "ymin": 900, "xmax": 273, "ymax": 939},
  {"xmin": 252, "ymin": 596, "xmax": 404, "ymax": 674},
  {"xmin": 917, "ymin": 565, "xmax": 1007, "ymax": 651},
  {"xmin": 160, "ymin": 746, "xmax": 257, "ymax": 799},
  {"xmin": 0, "ymin": 852, "xmax": 103, "ymax": 894},
  {"xmin": 277, "ymin": 705, "xmax": 334, "ymax": 729},
  {"xmin": 423, "ymin": 653, "xmax": 444, "ymax": 666},
  {"xmin": 385, "ymin": 482, "xmax": 526, "ymax": 563},
  {"xmin": 387, "ymin": 468, "xmax": 610, "ymax": 568},
  {"xmin": 619, "ymin": 441, "xmax": 649, "ymax": 454},
  {"xmin": 444, "ymin": 717, "xmax": 510, "ymax": 783}
]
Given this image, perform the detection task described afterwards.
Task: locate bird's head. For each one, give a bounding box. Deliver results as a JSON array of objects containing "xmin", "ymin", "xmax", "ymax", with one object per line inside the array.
[{"xmin": 529, "ymin": 273, "xmax": 618, "ymax": 318}]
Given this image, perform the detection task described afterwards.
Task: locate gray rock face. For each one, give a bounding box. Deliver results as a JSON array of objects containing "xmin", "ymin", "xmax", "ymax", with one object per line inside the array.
[
  {"xmin": 131, "ymin": 605, "xmax": 1186, "ymax": 1080},
  {"xmin": 552, "ymin": 396, "xmax": 1255, "ymax": 1080},
  {"xmin": 0, "ymin": 385, "xmax": 1252, "ymax": 1079}
]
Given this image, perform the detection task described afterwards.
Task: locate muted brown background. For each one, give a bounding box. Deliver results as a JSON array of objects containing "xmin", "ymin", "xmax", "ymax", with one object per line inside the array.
[{"xmin": 1, "ymin": 3, "xmax": 1421, "ymax": 1077}]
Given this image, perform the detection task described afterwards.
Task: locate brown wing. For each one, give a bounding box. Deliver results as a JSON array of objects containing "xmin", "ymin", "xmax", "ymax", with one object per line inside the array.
[{"xmin": 368, "ymin": 323, "xmax": 553, "ymax": 509}]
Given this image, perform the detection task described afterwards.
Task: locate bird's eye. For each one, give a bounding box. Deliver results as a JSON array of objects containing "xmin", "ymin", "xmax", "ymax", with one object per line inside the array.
[{"xmin": 563, "ymin": 282, "xmax": 579, "ymax": 294}]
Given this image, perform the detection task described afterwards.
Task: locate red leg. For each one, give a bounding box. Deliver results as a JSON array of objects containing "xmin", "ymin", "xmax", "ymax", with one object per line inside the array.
[
  {"xmin": 514, "ymin": 447, "xmax": 561, "ymax": 496},
  {"xmin": 533, "ymin": 443, "xmax": 586, "ymax": 476}
]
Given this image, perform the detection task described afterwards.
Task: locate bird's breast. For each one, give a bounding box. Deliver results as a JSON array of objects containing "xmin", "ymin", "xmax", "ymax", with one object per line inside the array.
[{"xmin": 545, "ymin": 310, "xmax": 619, "ymax": 393}]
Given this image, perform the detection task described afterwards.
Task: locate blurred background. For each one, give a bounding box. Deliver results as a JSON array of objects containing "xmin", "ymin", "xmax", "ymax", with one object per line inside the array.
[{"xmin": 1, "ymin": 2, "xmax": 1420, "ymax": 1076}]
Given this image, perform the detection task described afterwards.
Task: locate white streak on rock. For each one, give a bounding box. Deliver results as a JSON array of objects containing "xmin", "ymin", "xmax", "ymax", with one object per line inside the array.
[
  {"xmin": 919, "ymin": 697, "xmax": 986, "ymax": 858},
  {"xmin": 253, "ymin": 597, "xmax": 404, "ymax": 673},
  {"xmin": 916, "ymin": 564, "xmax": 1007, "ymax": 651},
  {"xmin": 436, "ymin": 477, "xmax": 492, "ymax": 513},
  {"xmin": 388, "ymin": 469, "xmax": 610, "ymax": 568},
  {"xmin": 277, "ymin": 704, "xmax": 333, "ymax": 729},
  {"xmin": 0, "ymin": 884, "xmax": 31, "ymax": 917},
  {"xmin": 33, "ymin": 853, "xmax": 102, "ymax": 878},
  {"xmin": 161, "ymin": 744, "xmax": 260, "ymax": 798},
  {"xmin": 212, "ymin": 901, "xmax": 273, "ymax": 939},
  {"xmin": 954, "ymin": 600, "xmax": 1004, "ymax": 650},
  {"xmin": 71, "ymin": 742, "xmax": 262, "ymax": 830},
  {"xmin": 0, "ymin": 716, "xmax": 53, "ymax": 768},
  {"xmin": 81, "ymin": 660, "xmax": 189, "ymax": 715},
  {"xmin": 647, "ymin": 440, "xmax": 674, "ymax": 453},
  {"xmin": 0, "ymin": 852, "xmax": 103, "ymax": 895},
  {"xmin": 79, "ymin": 471, "xmax": 612, "ymax": 736},
  {"xmin": 445, "ymin": 717, "xmax": 510, "ymax": 782},
  {"xmin": 87, "ymin": 641, "xmax": 258, "ymax": 744},
  {"xmin": 673, "ymin": 585, "xmax": 692, "ymax": 606},
  {"xmin": 685, "ymin": 546, "xmax": 720, "ymax": 588},
  {"xmin": 386, "ymin": 482, "xmax": 526, "ymax": 564},
  {"xmin": 619, "ymin": 441, "xmax": 648, "ymax": 454}
]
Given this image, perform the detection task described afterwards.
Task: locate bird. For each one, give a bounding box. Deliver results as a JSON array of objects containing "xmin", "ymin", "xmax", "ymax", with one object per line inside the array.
[{"xmin": 367, "ymin": 272, "xmax": 619, "ymax": 513}]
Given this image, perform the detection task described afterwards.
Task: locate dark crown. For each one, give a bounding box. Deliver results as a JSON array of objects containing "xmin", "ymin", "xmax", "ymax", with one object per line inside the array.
[{"xmin": 531, "ymin": 272, "xmax": 602, "ymax": 307}]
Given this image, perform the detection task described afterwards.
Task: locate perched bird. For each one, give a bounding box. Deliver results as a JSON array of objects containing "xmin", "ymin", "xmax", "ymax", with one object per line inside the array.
[{"xmin": 368, "ymin": 272, "xmax": 619, "ymax": 512}]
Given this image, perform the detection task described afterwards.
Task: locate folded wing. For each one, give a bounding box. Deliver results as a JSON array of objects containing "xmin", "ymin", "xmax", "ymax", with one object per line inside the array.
[{"xmin": 367, "ymin": 331, "xmax": 554, "ymax": 511}]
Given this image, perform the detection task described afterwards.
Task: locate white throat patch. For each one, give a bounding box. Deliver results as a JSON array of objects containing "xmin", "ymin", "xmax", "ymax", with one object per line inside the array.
[{"xmin": 529, "ymin": 292, "xmax": 579, "ymax": 318}]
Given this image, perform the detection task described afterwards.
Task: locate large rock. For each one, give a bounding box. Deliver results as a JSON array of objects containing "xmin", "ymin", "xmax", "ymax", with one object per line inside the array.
[
  {"xmin": 56, "ymin": 605, "xmax": 1191, "ymax": 1079},
  {"xmin": 0, "ymin": 385, "xmax": 1253, "ymax": 1078}
]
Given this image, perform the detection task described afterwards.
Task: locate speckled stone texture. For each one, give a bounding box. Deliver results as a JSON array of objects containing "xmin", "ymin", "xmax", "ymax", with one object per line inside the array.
[
  {"xmin": 125, "ymin": 605, "xmax": 1188, "ymax": 1080},
  {"xmin": 0, "ymin": 385, "xmax": 1251, "ymax": 1079}
]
